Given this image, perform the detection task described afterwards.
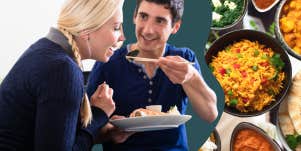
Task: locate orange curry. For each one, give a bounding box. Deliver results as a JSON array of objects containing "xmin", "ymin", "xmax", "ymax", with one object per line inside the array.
[
  {"xmin": 254, "ymin": 0, "xmax": 275, "ymax": 9},
  {"xmin": 233, "ymin": 129, "xmax": 274, "ymax": 151}
]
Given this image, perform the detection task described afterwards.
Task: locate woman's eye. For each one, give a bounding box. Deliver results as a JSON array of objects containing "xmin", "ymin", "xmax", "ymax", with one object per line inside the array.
[{"xmin": 114, "ymin": 25, "xmax": 122, "ymax": 31}]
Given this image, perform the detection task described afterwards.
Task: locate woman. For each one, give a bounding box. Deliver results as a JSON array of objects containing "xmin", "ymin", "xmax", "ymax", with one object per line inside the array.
[{"xmin": 0, "ymin": 0, "xmax": 125, "ymax": 150}]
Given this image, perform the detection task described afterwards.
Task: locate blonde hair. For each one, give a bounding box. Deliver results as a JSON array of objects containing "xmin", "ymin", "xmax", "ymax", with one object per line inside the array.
[{"xmin": 57, "ymin": 0, "xmax": 124, "ymax": 127}]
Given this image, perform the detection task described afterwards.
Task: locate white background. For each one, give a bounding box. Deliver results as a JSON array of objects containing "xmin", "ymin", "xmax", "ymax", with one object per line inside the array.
[{"xmin": 0, "ymin": 0, "xmax": 95, "ymax": 79}]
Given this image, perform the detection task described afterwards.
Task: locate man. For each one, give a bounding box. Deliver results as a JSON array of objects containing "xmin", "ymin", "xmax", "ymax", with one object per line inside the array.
[{"xmin": 87, "ymin": 0, "xmax": 218, "ymax": 150}]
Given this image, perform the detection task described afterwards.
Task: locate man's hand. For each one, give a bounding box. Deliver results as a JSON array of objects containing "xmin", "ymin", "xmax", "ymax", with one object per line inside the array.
[{"xmin": 157, "ymin": 56, "xmax": 196, "ymax": 85}]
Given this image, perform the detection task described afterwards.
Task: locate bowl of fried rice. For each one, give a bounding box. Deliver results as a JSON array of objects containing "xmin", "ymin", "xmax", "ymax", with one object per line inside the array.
[{"xmin": 206, "ymin": 29, "xmax": 292, "ymax": 117}]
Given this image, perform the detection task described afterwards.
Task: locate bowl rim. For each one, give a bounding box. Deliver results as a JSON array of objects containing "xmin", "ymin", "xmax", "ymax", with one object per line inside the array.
[
  {"xmin": 251, "ymin": 0, "xmax": 280, "ymax": 13},
  {"xmin": 230, "ymin": 122, "xmax": 282, "ymax": 151},
  {"xmin": 275, "ymin": 0, "xmax": 301, "ymax": 60},
  {"xmin": 211, "ymin": 0, "xmax": 248, "ymax": 30},
  {"xmin": 205, "ymin": 29, "xmax": 292, "ymax": 117},
  {"xmin": 213, "ymin": 128, "xmax": 222, "ymax": 151}
]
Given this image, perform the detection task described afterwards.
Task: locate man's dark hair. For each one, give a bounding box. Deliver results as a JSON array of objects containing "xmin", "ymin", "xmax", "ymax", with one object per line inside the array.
[{"xmin": 135, "ymin": 0, "xmax": 184, "ymax": 26}]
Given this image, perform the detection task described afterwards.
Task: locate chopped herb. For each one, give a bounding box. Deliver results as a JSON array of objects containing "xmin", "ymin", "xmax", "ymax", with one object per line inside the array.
[
  {"xmin": 297, "ymin": 135, "xmax": 301, "ymax": 144},
  {"xmin": 270, "ymin": 71, "xmax": 279, "ymax": 81},
  {"xmin": 269, "ymin": 53, "xmax": 285, "ymax": 71},
  {"xmin": 286, "ymin": 135, "xmax": 298, "ymax": 150},
  {"xmin": 237, "ymin": 53, "xmax": 243, "ymax": 58},
  {"xmin": 250, "ymin": 20, "xmax": 258, "ymax": 30},
  {"xmin": 267, "ymin": 22, "xmax": 275, "ymax": 37}
]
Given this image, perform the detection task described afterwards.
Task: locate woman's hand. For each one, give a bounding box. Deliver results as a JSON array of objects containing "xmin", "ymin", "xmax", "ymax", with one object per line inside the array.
[
  {"xmin": 90, "ymin": 82, "xmax": 115, "ymax": 117},
  {"xmin": 107, "ymin": 115, "xmax": 135, "ymax": 144}
]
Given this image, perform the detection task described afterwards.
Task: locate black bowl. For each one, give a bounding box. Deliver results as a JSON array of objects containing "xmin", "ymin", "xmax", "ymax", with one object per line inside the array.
[
  {"xmin": 213, "ymin": 129, "xmax": 221, "ymax": 151},
  {"xmin": 205, "ymin": 29, "xmax": 292, "ymax": 117},
  {"xmin": 211, "ymin": 0, "xmax": 248, "ymax": 35},
  {"xmin": 199, "ymin": 128, "xmax": 221, "ymax": 151},
  {"xmin": 275, "ymin": 0, "xmax": 301, "ymax": 60},
  {"xmin": 230, "ymin": 122, "xmax": 282, "ymax": 151}
]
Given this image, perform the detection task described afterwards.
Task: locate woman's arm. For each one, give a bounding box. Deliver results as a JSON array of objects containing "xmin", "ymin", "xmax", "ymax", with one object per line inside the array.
[{"xmin": 33, "ymin": 60, "xmax": 108, "ymax": 151}]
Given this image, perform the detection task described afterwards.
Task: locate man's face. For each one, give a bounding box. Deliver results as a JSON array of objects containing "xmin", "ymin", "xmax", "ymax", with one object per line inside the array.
[{"xmin": 134, "ymin": 1, "xmax": 180, "ymax": 53}]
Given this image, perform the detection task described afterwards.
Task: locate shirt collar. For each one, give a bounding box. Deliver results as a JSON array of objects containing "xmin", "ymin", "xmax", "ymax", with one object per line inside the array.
[{"xmin": 46, "ymin": 27, "xmax": 75, "ymax": 60}]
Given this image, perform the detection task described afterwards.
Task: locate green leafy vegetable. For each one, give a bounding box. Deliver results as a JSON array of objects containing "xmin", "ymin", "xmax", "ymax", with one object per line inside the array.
[
  {"xmin": 286, "ymin": 135, "xmax": 299, "ymax": 150},
  {"xmin": 269, "ymin": 53, "xmax": 285, "ymax": 71},
  {"xmin": 250, "ymin": 20, "xmax": 258, "ymax": 30},
  {"xmin": 210, "ymin": 0, "xmax": 244, "ymax": 27}
]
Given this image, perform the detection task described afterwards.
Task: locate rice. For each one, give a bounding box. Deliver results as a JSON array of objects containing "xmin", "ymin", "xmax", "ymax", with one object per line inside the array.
[{"xmin": 210, "ymin": 39, "xmax": 285, "ymax": 112}]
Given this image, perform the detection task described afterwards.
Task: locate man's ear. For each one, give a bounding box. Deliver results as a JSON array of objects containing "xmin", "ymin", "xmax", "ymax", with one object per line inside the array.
[
  {"xmin": 171, "ymin": 20, "xmax": 182, "ymax": 34},
  {"xmin": 133, "ymin": 13, "xmax": 137, "ymax": 25}
]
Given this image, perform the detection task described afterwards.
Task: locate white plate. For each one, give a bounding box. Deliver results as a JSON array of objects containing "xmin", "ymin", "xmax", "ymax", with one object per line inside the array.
[{"xmin": 110, "ymin": 115, "xmax": 192, "ymax": 132}]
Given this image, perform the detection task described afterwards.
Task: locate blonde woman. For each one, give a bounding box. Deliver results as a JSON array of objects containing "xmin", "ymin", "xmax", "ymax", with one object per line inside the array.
[{"xmin": 0, "ymin": 0, "xmax": 125, "ymax": 150}]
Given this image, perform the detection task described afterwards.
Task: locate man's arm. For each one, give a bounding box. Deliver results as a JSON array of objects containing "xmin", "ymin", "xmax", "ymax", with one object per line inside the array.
[{"xmin": 158, "ymin": 56, "xmax": 218, "ymax": 123}]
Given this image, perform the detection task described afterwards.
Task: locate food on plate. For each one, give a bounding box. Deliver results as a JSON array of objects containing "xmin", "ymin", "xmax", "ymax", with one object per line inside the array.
[
  {"xmin": 130, "ymin": 105, "xmax": 181, "ymax": 117},
  {"xmin": 210, "ymin": 39, "xmax": 285, "ymax": 112},
  {"xmin": 279, "ymin": 70, "xmax": 301, "ymax": 150},
  {"xmin": 130, "ymin": 108, "xmax": 166, "ymax": 117},
  {"xmin": 210, "ymin": 0, "xmax": 244, "ymax": 28},
  {"xmin": 146, "ymin": 105, "xmax": 162, "ymax": 112},
  {"xmin": 198, "ymin": 133, "xmax": 218, "ymax": 151},
  {"xmin": 233, "ymin": 128, "xmax": 274, "ymax": 151},
  {"xmin": 167, "ymin": 106, "xmax": 181, "ymax": 115},
  {"xmin": 280, "ymin": 0, "xmax": 301, "ymax": 55}
]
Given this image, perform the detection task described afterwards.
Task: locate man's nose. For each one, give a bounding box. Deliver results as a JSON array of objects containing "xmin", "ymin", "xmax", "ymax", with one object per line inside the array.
[{"xmin": 142, "ymin": 21, "xmax": 154, "ymax": 34}]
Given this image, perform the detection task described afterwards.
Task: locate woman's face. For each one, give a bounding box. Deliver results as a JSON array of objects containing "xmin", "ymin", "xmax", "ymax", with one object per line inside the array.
[{"xmin": 81, "ymin": 7, "xmax": 125, "ymax": 62}]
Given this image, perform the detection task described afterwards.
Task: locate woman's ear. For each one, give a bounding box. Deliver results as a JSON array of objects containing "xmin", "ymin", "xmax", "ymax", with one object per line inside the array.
[
  {"xmin": 171, "ymin": 20, "xmax": 182, "ymax": 34},
  {"xmin": 78, "ymin": 30, "xmax": 90, "ymax": 41}
]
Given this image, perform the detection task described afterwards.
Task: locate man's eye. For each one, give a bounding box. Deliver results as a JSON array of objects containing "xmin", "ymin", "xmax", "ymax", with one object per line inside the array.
[
  {"xmin": 156, "ymin": 18, "xmax": 166, "ymax": 25},
  {"xmin": 140, "ymin": 14, "xmax": 147, "ymax": 20}
]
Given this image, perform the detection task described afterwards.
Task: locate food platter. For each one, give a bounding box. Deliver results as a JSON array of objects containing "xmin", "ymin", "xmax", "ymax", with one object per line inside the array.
[{"xmin": 110, "ymin": 115, "xmax": 192, "ymax": 132}]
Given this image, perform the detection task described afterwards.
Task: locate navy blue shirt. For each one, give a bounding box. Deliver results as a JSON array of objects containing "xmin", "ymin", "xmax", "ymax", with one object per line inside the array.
[
  {"xmin": 87, "ymin": 44, "xmax": 201, "ymax": 151},
  {"xmin": 0, "ymin": 37, "xmax": 108, "ymax": 151}
]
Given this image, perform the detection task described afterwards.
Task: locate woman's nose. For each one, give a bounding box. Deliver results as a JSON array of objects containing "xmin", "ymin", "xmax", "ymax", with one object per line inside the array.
[{"xmin": 118, "ymin": 26, "xmax": 126, "ymax": 41}]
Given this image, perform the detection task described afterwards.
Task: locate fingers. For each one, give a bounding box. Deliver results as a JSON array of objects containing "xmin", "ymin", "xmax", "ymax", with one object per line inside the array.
[
  {"xmin": 160, "ymin": 64, "xmax": 185, "ymax": 84},
  {"xmin": 158, "ymin": 56, "xmax": 189, "ymax": 71},
  {"xmin": 96, "ymin": 82, "xmax": 114, "ymax": 99}
]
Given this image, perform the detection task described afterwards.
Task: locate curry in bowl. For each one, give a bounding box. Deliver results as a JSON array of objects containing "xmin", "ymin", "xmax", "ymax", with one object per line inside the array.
[
  {"xmin": 206, "ymin": 30, "xmax": 292, "ymax": 116},
  {"xmin": 209, "ymin": 39, "xmax": 285, "ymax": 112}
]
